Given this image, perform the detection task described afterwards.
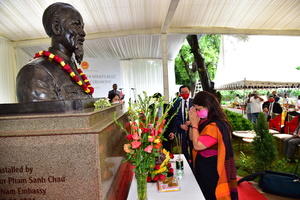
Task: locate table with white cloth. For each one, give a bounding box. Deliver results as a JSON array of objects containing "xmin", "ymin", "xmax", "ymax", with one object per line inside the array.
[{"xmin": 127, "ymin": 154, "xmax": 205, "ymax": 200}]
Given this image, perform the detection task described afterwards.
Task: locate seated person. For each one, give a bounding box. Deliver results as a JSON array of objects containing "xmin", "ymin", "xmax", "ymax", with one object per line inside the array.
[
  {"xmin": 262, "ymin": 96, "xmax": 282, "ymax": 121},
  {"xmin": 283, "ymin": 119, "xmax": 300, "ymax": 160},
  {"xmin": 108, "ymin": 93, "xmax": 121, "ymax": 104},
  {"xmin": 233, "ymin": 94, "xmax": 241, "ymax": 108},
  {"xmin": 296, "ymin": 95, "xmax": 300, "ymax": 110}
]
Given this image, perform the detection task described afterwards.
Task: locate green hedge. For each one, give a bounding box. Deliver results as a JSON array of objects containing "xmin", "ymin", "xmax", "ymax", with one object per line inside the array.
[{"xmin": 224, "ymin": 109, "xmax": 253, "ymax": 131}]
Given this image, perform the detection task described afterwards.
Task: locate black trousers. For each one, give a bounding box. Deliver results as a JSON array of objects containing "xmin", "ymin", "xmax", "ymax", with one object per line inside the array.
[
  {"xmin": 195, "ymin": 154, "xmax": 219, "ymax": 200},
  {"xmin": 284, "ymin": 137, "xmax": 300, "ymax": 159}
]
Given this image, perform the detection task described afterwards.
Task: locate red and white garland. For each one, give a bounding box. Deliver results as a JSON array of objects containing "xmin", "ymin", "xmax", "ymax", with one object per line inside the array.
[{"xmin": 34, "ymin": 51, "xmax": 94, "ymax": 94}]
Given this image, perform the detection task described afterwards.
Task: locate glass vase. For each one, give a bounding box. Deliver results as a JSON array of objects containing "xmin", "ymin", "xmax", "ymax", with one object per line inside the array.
[{"xmin": 135, "ymin": 172, "xmax": 147, "ymax": 200}]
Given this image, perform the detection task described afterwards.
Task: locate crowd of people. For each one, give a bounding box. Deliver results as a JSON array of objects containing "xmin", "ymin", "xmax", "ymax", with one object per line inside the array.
[{"xmin": 239, "ymin": 91, "xmax": 300, "ymax": 161}]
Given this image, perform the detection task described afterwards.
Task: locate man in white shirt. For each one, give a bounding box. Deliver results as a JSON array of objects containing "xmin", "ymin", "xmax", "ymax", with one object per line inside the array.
[{"xmin": 250, "ymin": 93, "xmax": 264, "ymax": 123}]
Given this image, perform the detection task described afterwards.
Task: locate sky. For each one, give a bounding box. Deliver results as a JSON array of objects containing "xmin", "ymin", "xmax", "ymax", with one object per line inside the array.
[{"xmin": 214, "ymin": 35, "xmax": 300, "ymax": 88}]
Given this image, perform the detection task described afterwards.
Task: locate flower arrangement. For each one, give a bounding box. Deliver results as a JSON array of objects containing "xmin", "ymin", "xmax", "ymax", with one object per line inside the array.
[
  {"xmin": 115, "ymin": 92, "xmax": 176, "ymax": 200},
  {"xmin": 147, "ymin": 149, "xmax": 174, "ymax": 182},
  {"xmin": 94, "ymin": 98, "xmax": 111, "ymax": 110}
]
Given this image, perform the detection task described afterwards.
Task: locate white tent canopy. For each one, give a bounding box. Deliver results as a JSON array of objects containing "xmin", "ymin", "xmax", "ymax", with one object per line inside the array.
[
  {"xmin": 214, "ymin": 35, "xmax": 300, "ymax": 90},
  {"xmin": 217, "ymin": 80, "xmax": 300, "ymax": 90},
  {"xmin": 0, "ymin": 0, "xmax": 300, "ymax": 103}
]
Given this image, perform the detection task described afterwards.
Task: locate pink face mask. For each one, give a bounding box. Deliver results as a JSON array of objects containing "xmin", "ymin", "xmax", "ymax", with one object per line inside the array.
[{"xmin": 197, "ymin": 109, "xmax": 208, "ymax": 119}]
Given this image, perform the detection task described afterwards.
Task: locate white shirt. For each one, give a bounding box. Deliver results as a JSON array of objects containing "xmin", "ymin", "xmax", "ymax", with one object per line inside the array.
[
  {"xmin": 181, "ymin": 98, "xmax": 190, "ymax": 123},
  {"xmin": 250, "ymin": 96, "xmax": 263, "ymax": 113}
]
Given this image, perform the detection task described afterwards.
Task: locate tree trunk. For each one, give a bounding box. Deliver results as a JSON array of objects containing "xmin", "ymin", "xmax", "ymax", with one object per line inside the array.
[
  {"xmin": 179, "ymin": 50, "xmax": 196, "ymax": 95},
  {"xmin": 186, "ymin": 35, "xmax": 213, "ymax": 93}
]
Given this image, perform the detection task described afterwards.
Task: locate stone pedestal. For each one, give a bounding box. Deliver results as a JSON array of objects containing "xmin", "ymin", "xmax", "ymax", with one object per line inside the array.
[{"xmin": 0, "ymin": 104, "xmax": 127, "ymax": 200}]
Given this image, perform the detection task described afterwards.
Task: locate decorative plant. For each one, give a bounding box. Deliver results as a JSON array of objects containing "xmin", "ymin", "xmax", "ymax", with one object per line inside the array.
[
  {"xmin": 94, "ymin": 98, "xmax": 111, "ymax": 110},
  {"xmin": 147, "ymin": 149, "xmax": 174, "ymax": 182},
  {"xmin": 115, "ymin": 92, "xmax": 175, "ymax": 200},
  {"xmin": 252, "ymin": 112, "xmax": 277, "ymax": 171},
  {"xmin": 224, "ymin": 109, "xmax": 253, "ymax": 131}
]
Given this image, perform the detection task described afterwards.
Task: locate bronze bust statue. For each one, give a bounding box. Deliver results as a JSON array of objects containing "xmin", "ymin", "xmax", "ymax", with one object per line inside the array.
[{"xmin": 16, "ymin": 2, "xmax": 93, "ymax": 103}]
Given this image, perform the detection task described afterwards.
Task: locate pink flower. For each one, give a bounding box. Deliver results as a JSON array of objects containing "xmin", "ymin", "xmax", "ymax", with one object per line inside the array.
[
  {"xmin": 131, "ymin": 141, "xmax": 141, "ymax": 149},
  {"xmin": 148, "ymin": 136, "xmax": 154, "ymax": 142},
  {"xmin": 132, "ymin": 134, "xmax": 140, "ymax": 140},
  {"xmin": 144, "ymin": 145, "xmax": 153, "ymax": 153}
]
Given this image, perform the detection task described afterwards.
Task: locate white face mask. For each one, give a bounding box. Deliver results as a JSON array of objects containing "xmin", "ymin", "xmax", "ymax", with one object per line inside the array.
[{"xmin": 112, "ymin": 101, "xmax": 120, "ymax": 104}]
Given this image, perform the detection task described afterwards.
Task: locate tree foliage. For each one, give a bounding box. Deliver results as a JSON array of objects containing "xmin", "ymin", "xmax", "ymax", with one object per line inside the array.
[
  {"xmin": 252, "ymin": 113, "xmax": 277, "ymax": 171},
  {"xmin": 175, "ymin": 34, "xmax": 221, "ymax": 88}
]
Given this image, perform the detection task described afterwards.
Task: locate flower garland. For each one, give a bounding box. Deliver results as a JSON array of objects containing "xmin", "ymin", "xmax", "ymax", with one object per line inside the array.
[{"xmin": 34, "ymin": 50, "xmax": 94, "ymax": 94}]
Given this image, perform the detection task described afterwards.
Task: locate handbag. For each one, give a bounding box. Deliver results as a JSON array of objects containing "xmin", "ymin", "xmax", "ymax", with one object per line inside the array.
[{"xmin": 238, "ymin": 170, "xmax": 300, "ymax": 198}]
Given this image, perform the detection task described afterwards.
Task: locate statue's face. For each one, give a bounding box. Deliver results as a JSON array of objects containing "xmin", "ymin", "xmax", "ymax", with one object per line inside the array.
[{"xmin": 60, "ymin": 8, "xmax": 86, "ymax": 63}]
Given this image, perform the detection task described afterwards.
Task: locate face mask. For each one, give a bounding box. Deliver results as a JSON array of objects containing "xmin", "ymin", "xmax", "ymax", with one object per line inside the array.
[
  {"xmin": 112, "ymin": 101, "xmax": 120, "ymax": 104},
  {"xmin": 197, "ymin": 109, "xmax": 208, "ymax": 119},
  {"xmin": 269, "ymin": 98, "xmax": 275, "ymax": 103},
  {"xmin": 180, "ymin": 93, "xmax": 189, "ymax": 100}
]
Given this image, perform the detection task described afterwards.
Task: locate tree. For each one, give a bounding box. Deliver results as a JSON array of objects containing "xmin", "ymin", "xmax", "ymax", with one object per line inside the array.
[
  {"xmin": 174, "ymin": 42, "xmax": 198, "ymax": 94},
  {"xmin": 175, "ymin": 34, "xmax": 221, "ymax": 95},
  {"xmin": 252, "ymin": 113, "xmax": 277, "ymax": 171}
]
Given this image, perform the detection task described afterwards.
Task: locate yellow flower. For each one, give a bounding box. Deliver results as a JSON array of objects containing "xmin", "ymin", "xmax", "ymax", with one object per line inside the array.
[
  {"xmin": 154, "ymin": 138, "xmax": 161, "ymax": 144},
  {"xmin": 153, "ymin": 166, "xmax": 167, "ymax": 174}
]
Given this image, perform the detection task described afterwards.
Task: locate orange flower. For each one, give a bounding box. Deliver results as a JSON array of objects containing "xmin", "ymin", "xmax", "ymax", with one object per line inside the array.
[{"xmin": 123, "ymin": 144, "xmax": 132, "ymax": 153}]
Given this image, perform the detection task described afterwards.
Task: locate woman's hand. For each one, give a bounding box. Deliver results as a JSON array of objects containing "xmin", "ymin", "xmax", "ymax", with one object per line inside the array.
[{"xmin": 189, "ymin": 106, "xmax": 200, "ymax": 128}]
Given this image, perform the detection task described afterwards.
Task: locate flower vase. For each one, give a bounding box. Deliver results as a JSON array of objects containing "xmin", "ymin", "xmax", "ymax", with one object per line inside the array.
[{"xmin": 135, "ymin": 172, "xmax": 147, "ymax": 200}]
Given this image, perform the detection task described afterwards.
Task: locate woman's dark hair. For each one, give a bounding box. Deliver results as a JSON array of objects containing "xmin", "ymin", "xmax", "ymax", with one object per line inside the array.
[
  {"xmin": 193, "ymin": 91, "xmax": 231, "ymax": 130},
  {"xmin": 152, "ymin": 93, "xmax": 162, "ymax": 98},
  {"xmin": 108, "ymin": 92, "xmax": 120, "ymax": 103}
]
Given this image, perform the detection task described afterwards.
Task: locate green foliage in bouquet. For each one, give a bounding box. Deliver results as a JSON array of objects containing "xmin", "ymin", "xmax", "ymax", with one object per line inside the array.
[
  {"xmin": 224, "ymin": 109, "xmax": 253, "ymax": 131},
  {"xmin": 94, "ymin": 98, "xmax": 111, "ymax": 110},
  {"xmin": 252, "ymin": 113, "xmax": 277, "ymax": 171},
  {"xmin": 115, "ymin": 92, "xmax": 176, "ymax": 177}
]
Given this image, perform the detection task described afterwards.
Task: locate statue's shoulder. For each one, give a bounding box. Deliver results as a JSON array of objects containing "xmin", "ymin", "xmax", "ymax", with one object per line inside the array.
[{"xmin": 18, "ymin": 57, "xmax": 55, "ymax": 77}]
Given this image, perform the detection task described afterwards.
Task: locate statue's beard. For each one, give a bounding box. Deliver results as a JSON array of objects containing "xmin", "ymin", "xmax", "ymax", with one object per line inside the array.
[{"xmin": 74, "ymin": 45, "xmax": 84, "ymax": 64}]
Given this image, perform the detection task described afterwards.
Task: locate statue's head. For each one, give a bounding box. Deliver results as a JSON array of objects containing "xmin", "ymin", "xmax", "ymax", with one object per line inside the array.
[{"xmin": 42, "ymin": 2, "xmax": 86, "ymax": 64}]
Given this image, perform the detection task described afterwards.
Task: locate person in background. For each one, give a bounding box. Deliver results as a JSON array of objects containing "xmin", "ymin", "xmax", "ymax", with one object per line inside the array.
[
  {"xmin": 168, "ymin": 85, "xmax": 193, "ymax": 165},
  {"xmin": 283, "ymin": 119, "xmax": 300, "ymax": 161},
  {"xmin": 250, "ymin": 92, "xmax": 264, "ymax": 123},
  {"xmin": 233, "ymin": 94, "xmax": 241, "ymax": 108},
  {"xmin": 272, "ymin": 90, "xmax": 278, "ymax": 98},
  {"xmin": 262, "ymin": 95, "xmax": 282, "ymax": 121},
  {"xmin": 108, "ymin": 83, "xmax": 124, "ymax": 100},
  {"xmin": 108, "ymin": 92, "xmax": 121, "ymax": 104},
  {"xmin": 189, "ymin": 91, "xmax": 238, "ymax": 200},
  {"xmin": 282, "ymin": 93, "xmax": 289, "ymax": 108},
  {"xmin": 245, "ymin": 93, "xmax": 253, "ymax": 122},
  {"xmin": 295, "ymin": 96, "xmax": 300, "ymax": 110}
]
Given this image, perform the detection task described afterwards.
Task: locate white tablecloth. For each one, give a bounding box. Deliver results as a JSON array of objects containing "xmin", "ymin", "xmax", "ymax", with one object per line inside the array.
[
  {"xmin": 233, "ymin": 130, "xmax": 256, "ymax": 138},
  {"xmin": 127, "ymin": 154, "xmax": 205, "ymax": 200}
]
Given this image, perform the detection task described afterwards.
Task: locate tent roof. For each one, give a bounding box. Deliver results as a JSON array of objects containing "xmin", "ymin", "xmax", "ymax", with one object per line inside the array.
[
  {"xmin": 216, "ymin": 80, "xmax": 300, "ymax": 90},
  {"xmin": 1, "ymin": 0, "xmax": 300, "ymax": 59}
]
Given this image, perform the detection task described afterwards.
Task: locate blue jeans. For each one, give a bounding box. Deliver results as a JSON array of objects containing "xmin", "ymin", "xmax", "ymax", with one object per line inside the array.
[{"xmin": 251, "ymin": 113, "xmax": 259, "ymax": 123}]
